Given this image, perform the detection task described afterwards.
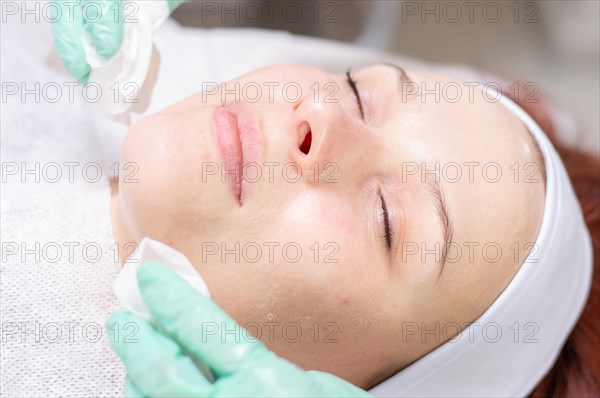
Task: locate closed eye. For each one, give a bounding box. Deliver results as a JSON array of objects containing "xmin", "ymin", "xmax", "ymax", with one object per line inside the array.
[
  {"xmin": 379, "ymin": 189, "xmax": 393, "ymax": 251},
  {"xmin": 346, "ymin": 70, "xmax": 364, "ymax": 120}
]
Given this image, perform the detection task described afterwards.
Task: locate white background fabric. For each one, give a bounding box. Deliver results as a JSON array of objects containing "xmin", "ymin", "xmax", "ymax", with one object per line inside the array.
[{"xmin": 1, "ymin": 13, "xmax": 124, "ymax": 397}]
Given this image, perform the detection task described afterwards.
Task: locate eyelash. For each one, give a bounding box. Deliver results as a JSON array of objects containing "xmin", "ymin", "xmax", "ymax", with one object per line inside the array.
[
  {"xmin": 345, "ymin": 70, "xmax": 365, "ymax": 120},
  {"xmin": 379, "ymin": 189, "xmax": 393, "ymax": 251}
]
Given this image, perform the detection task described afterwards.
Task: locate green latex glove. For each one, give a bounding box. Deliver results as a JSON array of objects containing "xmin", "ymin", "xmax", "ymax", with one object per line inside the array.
[
  {"xmin": 167, "ymin": 0, "xmax": 186, "ymax": 12},
  {"xmin": 50, "ymin": 0, "xmax": 185, "ymax": 84},
  {"xmin": 106, "ymin": 262, "xmax": 372, "ymax": 398}
]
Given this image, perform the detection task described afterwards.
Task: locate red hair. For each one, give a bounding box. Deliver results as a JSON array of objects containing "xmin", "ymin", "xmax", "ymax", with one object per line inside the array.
[{"xmin": 504, "ymin": 86, "xmax": 600, "ymax": 397}]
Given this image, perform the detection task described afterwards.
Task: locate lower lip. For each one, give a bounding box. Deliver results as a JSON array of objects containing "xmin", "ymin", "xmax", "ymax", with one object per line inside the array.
[
  {"xmin": 213, "ymin": 107, "xmax": 243, "ymax": 205},
  {"xmin": 213, "ymin": 104, "xmax": 260, "ymax": 206}
]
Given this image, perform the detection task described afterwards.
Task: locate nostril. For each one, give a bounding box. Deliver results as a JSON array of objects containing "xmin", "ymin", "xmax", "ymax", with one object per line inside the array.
[{"xmin": 299, "ymin": 130, "xmax": 312, "ymax": 155}]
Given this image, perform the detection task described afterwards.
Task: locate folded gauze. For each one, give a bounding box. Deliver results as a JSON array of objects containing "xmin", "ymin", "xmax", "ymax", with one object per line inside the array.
[
  {"xmin": 370, "ymin": 86, "xmax": 594, "ymax": 397},
  {"xmin": 113, "ymin": 87, "xmax": 593, "ymax": 397},
  {"xmin": 113, "ymin": 238, "xmax": 211, "ymax": 321}
]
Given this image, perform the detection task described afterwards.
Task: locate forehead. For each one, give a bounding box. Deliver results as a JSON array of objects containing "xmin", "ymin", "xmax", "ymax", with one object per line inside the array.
[
  {"xmin": 381, "ymin": 70, "xmax": 535, "ymax": 168},
  {"xmin": 382, "ymin": 68, "xmax": 545, "ymax": 252}
]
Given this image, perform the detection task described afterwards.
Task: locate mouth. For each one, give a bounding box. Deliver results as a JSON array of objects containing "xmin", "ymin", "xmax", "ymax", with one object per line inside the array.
[{"xmin": 213, "ymin": 103, "xmax": 261, "ymax": 206}]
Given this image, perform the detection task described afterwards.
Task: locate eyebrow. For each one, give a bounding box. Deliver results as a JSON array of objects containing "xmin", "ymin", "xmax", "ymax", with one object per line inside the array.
[
  {"xmin": 425, "ymin": 174, "xmax": 455, "ymax": 280},
  {"xmin": 382, "ymin": 63, "xmax": 416, "ymax": 95},
  {"xmin": 379, "ymin": 64, "xmax": 454, "ymax": 276}
]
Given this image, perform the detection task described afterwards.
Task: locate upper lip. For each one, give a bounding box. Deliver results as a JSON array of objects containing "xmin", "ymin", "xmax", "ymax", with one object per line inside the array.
[{"xmin": 213, "ymin": 102, "xmax": 261, "ymax": 206}]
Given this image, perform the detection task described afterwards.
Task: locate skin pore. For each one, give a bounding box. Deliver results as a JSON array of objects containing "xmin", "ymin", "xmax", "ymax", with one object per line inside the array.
[{"xmin": 110, "ymin": 64, "xmax": 545, "ymax": 389}]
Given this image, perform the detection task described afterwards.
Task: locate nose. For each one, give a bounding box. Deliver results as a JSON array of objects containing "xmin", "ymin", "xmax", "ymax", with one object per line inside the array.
[{"xmin": 288, "ymin": 93, "xmax": 366, "ymax": 184}]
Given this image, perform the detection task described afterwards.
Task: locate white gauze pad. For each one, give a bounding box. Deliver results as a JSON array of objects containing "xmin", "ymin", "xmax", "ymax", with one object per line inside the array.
[
  {"xmin": 113, "ymin": 237, "xmax": 211, "ymax": 321},
  {"xmin": 82, "ymin": 0, "xmax": 170, "ymax": 115}
]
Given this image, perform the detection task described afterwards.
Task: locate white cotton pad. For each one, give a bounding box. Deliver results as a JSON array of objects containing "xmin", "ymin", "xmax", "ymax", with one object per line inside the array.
[
  {"xmin": 82, "ymin": 0, "xmax": 170, "ymax": 115},
  {"xmin": 113, "ymin": 237, "xmax": 211, "ymax": 321}
]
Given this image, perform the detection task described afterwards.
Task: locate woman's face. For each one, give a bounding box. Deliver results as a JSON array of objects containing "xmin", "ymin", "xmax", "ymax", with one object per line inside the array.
[{"xmin": 114, "ymin": 64, "xmax": 545, "ymax": 387}]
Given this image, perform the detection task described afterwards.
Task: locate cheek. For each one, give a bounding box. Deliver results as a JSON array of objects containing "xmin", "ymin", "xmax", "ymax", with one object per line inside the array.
[
  {"xmin": 119, "ymin": 117, "xmax": 176, "ymax": 239},
  {"xmin": 282, "ymin": 191, "xmax": 357, "ymax": 259},
  {"xmin": 118, "ymin": 112, "xmax": 225, "ymax": 241},
  {"xmin": 277, "ymin": 191, "xmax": 373, "ymax": 298},
  {"xmin": 322, "ymin": 202, "xmax": 360, "ymax": 238},
  {"xmin": 285, "ymin": 191, "xmax": 358, "ymax": 236}
]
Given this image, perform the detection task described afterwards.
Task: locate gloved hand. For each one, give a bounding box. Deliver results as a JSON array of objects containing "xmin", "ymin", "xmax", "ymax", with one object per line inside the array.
[
  {"xmin": 50, "ymin": 0, "xmax": 185, "ymax": 84},
  {"xmin": 106, "ymin": 262, "xmax": 372, "ymax": 397}
]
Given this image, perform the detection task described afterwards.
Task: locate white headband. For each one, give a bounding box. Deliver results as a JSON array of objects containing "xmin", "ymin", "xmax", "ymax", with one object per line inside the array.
[{"xmin": 370, "ymin": 87, "xmax": 594, "ymax": 397}]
